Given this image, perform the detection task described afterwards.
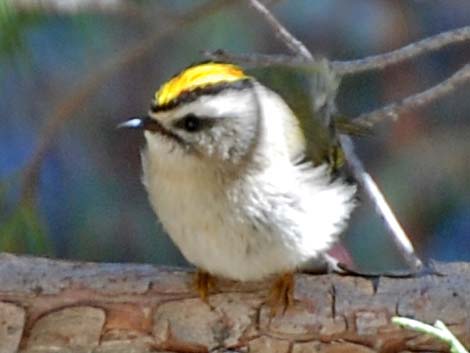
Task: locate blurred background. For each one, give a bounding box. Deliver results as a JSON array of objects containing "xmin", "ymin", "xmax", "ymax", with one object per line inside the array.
[{"xmin": 1, "ymin": 0, "xmax": 469, "ymax": 271}]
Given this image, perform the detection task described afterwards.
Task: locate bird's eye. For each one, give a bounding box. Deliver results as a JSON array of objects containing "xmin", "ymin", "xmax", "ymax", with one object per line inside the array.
[{"xmin": 175, "ymin": 114, "xmax": 203, "ymax": 132}]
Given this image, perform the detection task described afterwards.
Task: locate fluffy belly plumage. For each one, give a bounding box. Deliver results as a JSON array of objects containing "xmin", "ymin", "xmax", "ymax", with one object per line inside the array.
[
  {"xmin": 148, "ymin": 180, "xmax": 309, "ymax": 281},
  {"xmin": 142, "ymin": 144, "xmax": 355, "ymax": 282}
]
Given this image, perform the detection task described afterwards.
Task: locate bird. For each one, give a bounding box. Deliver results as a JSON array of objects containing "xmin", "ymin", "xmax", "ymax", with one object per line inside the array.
[{"xmin": 119, "ymin": 61, "xmax": 356, "ymax": 311}]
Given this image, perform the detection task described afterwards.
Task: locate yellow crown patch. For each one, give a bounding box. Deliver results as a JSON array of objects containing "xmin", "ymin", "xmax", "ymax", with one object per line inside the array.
[{"xmin": 155, "ymin": 62, "xmax": 247, "ymax": 107}]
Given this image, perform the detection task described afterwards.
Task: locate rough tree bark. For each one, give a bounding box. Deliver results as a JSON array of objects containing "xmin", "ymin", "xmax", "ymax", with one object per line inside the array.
[{"xmin": 0, "ymin": 253, "xmax": 469, "ymax": 353}]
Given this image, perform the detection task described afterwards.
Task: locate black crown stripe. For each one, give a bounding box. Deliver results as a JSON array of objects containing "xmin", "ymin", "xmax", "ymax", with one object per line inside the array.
[{"xmin": 150, "ymin": 78, "xmax": 253, "ymax": 113}]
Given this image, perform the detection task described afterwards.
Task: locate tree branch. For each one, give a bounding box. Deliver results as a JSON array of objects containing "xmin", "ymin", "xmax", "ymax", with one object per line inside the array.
[
  {"xmin": 354, "ymin": 63, "xmax": 470, "ymax": 128},
  {"xmin": 0, "ymin": 253, "xmax": 468, "ymax": 353},
  {"xmin": 339, "ymin": 135, "xmax": 423, "ymax": 270},
  {"xmin": 204, "ymin": 49, "xmax": 312, "ymax": 69},
  {"xmin": 205, "ymin": 25, "xmax": 470, "ymax": 76},
  {"xmin": 334, "ymin": 25, "xmax": 470, "ymax": 75},
  {"xmin": 247, "ymin": 0, "xmax": 313, "ymax": 59},
  {"xmin": 6, "ymin": 0, "xmax": 140, "ymax": 15}
]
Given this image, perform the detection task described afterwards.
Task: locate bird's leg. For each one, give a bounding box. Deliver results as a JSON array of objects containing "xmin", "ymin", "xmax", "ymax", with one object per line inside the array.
[
  {"xmin": 194, "ymin": 269, "xmax": 215, "ymax": 302},
  {"xmin": 267, "ymin": 272, "xmax": 295, "ymax": 316}
]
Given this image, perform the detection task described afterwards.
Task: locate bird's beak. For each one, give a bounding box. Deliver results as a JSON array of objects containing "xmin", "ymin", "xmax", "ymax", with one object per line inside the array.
[
  {"xmin": 117, "ymin": 116, "xmax": 183, "ymax": 144},
  {"xmin": 117, "ymin": 116, "xmax": 160, "ymax": 131}
]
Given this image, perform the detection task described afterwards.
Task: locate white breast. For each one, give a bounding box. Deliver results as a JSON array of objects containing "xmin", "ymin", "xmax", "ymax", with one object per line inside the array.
[{"xmin": 141, "ymin": 135, "xmax": 355, "ymax": 281}]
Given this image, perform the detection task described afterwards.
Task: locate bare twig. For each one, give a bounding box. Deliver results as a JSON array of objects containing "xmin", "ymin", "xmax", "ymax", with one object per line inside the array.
[
  {"xmin": 205, "ymin": 25, "xmax": 470, "ymax": 76},
  {"xmin": 354, "ymin": 63, "xmax": 470, "ymax": 128},
  {"xmin": 6, "ymin": 0, "xmax": 140, "ymax": 15},
  {"xmin": 247, "ymin": 0, "xmax": 313, "ymax": 59},
  {"xmin": 339, "ymin": 136, "xmax": 423, "ymax": 270},
  {"xmin": 203, "ymin": 50, "xmax": 312, "ymax": 69},
  {"xmin": 334, "ymin": 26, "xmax": 470, "ymax": 75},
  {"xmin": 246, "ymin": 0, "xmax": 423, "ymax": 270},
  {"xmin": 20, "ymin": 0, "xmax": 237, "ymax": 202}
]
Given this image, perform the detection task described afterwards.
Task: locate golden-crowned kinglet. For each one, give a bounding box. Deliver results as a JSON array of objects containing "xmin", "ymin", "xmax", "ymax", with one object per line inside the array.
[{"xmin": 120, "ymin": 62, "xmax": 356, "ymax": 306}]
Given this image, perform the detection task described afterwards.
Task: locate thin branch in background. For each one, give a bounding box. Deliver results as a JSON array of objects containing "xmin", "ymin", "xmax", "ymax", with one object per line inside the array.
[
  {"xmin": 20, "ymin": 0, "xmax": 237, "ymax": 202},
  {"xmin": 339, "ymin": 136, "xmax": 423, "ymax": 270},
  {"xmin": 246, "ymin": 0, "xmax": 423, "ymax": 270},
  {"xmin": 205, "ymin": 24, "xmax": 470, "ymax": 76},
  {"xmin": 354, "ymin": 63, "xmax": 470, "ymax": 128},
  {"xmin": 5, "ymin": 0, "xmax": 182, "ymax": 23},
  {"xmin": 334, "ymin": 26, "xmax": 470, "ymax": 75},
  {"xmin": 203, "ymin": 50, "xmax": 311, "ymax": 69},
  {"xmin": 6, "ymin": 0, "xmax": 141, "ymax": 15},
  {"xmin": 247, "ymin": 0, "xmax": 313, "ymax": 59}
]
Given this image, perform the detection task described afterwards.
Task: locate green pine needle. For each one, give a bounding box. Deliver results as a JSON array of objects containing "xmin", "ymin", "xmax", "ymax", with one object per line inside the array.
[{"xmin": 392, "ymin": 317, "xmax": 468, "ymax": 353}]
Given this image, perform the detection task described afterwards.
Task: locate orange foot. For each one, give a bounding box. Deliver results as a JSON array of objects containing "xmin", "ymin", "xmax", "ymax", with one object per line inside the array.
[
  {"xmin": 194, "ymin": 269, "xmax": 215, "ymax": 302},
  {"xmin": 267, "ymin": 272, "xmax": 295, "ymax": 316}
]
